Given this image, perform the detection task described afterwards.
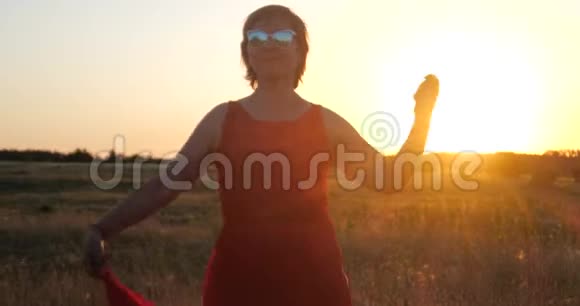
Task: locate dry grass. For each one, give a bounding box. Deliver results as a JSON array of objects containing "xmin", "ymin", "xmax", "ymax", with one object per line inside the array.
[{"xmin": 1, "ymin": 161, "xmax": 579, "ymax": 306}]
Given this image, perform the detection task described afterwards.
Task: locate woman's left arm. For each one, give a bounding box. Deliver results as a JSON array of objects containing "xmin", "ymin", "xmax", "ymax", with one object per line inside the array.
[{"xmin": 322, "ymin": 74, "xmax": 439, "ymax": 193}]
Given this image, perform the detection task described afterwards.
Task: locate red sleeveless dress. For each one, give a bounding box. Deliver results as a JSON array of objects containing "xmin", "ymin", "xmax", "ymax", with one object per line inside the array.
[{"xmin": 202, "ymin": 101, "xmax": 352, "ymax": 306}]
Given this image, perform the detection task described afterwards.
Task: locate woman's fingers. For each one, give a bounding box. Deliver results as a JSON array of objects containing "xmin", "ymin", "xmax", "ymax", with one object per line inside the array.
[
  {"xmin": 414, "ymin": 74, "xmax": 439, "ymax": 114},
  {"xmin": 83, "ymin": 228, "xmax": 108, "ymax": 278},
  {"xmin": 416, "ymin": 75, "xmax": 439, "ymax": 96}
]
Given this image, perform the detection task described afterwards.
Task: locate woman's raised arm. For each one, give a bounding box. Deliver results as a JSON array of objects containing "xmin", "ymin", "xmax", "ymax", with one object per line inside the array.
[{"xmin": 322, "ymin": 75, "xmax": 439, "ymax": 194}]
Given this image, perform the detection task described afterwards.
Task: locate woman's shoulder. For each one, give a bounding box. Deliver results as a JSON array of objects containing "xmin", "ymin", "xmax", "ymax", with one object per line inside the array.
[
  {"xmin": 196, "ymin": 101, "xmax": 237, "ymax": 151},
  {"xmin": 316, "ymin": 104, "xmax": 358, "ymax": 146},
  {"xmin": 317, "ymin": 104, "xmax": 344, "ymax": 129},
  {"xmin": 204, "ymin": 101, "xmax": 231, "ymax": 124},
  {"xmin": 207, "ymin": 98, "xmax": 252, "ymax": 119}
]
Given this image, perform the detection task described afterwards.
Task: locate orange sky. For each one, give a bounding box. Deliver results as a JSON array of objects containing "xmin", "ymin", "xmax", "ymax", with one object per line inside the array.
[{"xmin": 1, "ymin": 0, "xmax": 579, "ymax": 156}]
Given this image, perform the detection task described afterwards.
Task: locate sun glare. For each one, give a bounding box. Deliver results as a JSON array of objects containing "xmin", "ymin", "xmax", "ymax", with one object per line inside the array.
[{"xmin": 381, "ymin": 30, "xmax": 545, "ymax": 153}]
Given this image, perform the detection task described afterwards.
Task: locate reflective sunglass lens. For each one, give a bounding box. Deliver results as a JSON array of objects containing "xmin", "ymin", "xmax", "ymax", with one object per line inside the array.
[
  {"xmin": 247, "ymin": 31, "xmax": 268, "ymax": 42},
  {"xmin": 272, "ymin": 30, "xmax": 295, "ymax": 43}
]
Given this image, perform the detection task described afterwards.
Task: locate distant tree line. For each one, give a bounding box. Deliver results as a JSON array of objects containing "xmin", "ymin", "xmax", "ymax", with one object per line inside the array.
[
  {"xmin": 480, "ymin": 150, "xmax": 580, "ymax": 185},
  {"xmin": 0, "ymin": 149, "xmax": 163, "ymax": 164},
  {"xmin": 1, "ymin": 148, "xmax": 579, "ymax": 184},
  {"xmin": 543, "ymin": 149, "xmax": 580, "ymax": 158}
]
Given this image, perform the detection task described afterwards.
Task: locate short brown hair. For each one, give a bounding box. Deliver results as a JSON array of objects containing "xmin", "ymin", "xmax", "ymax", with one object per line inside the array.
[{"xmin": 240, "ymin": 5, "xmax": 309, "ymax": 89}]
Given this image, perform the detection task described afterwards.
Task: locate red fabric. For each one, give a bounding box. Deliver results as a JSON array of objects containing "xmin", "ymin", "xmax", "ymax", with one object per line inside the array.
[
  {"xmin": 99, "ymin": 266, "xmax": 155, "ymax": 306},
  {"xmin": 202, "ymin": 101, "xmax": 352, "ymax": 306}
]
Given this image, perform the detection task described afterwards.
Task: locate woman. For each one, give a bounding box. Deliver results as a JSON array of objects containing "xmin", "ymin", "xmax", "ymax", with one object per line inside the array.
[{"xmin": 84, "ymin": 4, "xmax": 439, "ymax": 306}]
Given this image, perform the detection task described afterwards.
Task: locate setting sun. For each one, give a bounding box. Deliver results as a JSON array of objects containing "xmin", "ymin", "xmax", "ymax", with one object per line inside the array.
[
  {"xmin": 298, "ymin": 1, "xmax": 568, "ymax": 155},
  {"xmin": 409, "ymin": 30, "xmax": 546, "ymax": 153}
]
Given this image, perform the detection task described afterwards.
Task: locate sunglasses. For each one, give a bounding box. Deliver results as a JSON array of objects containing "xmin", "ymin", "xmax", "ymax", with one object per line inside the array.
[{"xmin": 246, "ymin": 29, "xmax": 296, "ymax": 47}]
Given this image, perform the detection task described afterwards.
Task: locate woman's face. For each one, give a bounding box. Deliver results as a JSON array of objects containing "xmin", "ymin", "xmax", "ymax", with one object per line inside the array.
[{"xmin": 246, "ymin": 18, "xmax": 300, "ymax": 84}]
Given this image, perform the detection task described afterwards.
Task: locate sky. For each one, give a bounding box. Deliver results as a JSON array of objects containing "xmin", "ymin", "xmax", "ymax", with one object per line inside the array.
[{"xmin": 1, "ymin": 0, "xmax": 579, "ymax": 157}]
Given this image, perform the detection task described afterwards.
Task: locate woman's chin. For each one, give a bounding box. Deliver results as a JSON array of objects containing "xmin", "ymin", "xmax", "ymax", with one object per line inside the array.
[{"xmin": 255, "ymin": 70, "xmax": 294, "ymax": 81}]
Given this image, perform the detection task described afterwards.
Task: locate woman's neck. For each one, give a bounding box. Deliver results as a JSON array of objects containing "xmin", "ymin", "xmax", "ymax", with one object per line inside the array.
[{"xmin": 252, "ymin": 77, "xmax": 300, "ymax": 106}]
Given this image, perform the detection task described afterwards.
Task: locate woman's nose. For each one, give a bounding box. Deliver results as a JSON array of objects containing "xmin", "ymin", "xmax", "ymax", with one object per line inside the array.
[{"xmin": 261, "ymin": 39, "xmax": 278, "ymax": 48}]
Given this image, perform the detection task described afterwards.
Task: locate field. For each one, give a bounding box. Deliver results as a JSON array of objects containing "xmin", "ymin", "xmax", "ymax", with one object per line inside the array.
[{"xmin": 1, "ymin": 161, "xmax": 579, "ymax": 306}]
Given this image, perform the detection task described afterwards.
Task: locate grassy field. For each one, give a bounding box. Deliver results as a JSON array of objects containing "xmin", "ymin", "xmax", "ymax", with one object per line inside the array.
[{"xmin": 1, "ymin": 161, "xmax": 579, "ymax": 306}]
